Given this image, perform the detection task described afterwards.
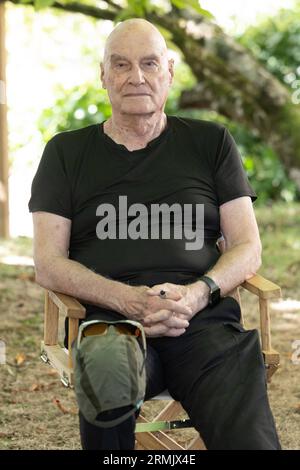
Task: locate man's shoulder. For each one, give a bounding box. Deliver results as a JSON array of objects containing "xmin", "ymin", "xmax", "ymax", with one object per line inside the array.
[
  {"xmin": 168, "ymin": 115, "xmax": 226, "ymax": 137},
  {"xmin": 49, "ymin": 124, "xmax": 99, "ymax": 148}
]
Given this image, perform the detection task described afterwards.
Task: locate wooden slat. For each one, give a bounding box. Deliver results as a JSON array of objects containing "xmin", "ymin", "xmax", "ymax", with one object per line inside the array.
[
  {"xmin": 241, "ymin": 274, "xmax": 281, "ymax": 299},
  {"xmin": 68, "ymin": 317, "xmax": 79, "ymax": 369},
  {"xmin": 263, "ymin": 350, "xmax": 280, "ymax": 365},
  {"xmin": 153, "ymin": 400, "xmax": 184, "ymax": 422},
  {"xmin": 263, "ymin": 349, "xmax": 280, "ymax": 383},
  {"xmin": 44, "ymin": 291, "xmax": 59, "ymax": 345},
  {"xmin": 135, "ymin": 431, "xmax": 171, "ymax": 450},
  {"xmin": 41, "ymin": 342, "xmax": 73, "ymax": 386},
  {"xmin": 48, "ymin": 290, "xmax": 86, "ymax": 319},
  {"xmin": 259, "ymin": 298, "xmax": 272, "ymax": 351},
  {"xmin": 187, "ymin": 435, "xmax": 206, "ymax": 450},
  {"xmin": 266, "ymin": 365, "xmax": 279, "ymax": 383},
  {"xmin": 136, "ymin": 415, "xmax": 184, "ymax": 450}
]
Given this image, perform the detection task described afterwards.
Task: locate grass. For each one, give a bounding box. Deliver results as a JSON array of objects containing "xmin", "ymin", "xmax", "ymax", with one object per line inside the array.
[{"xmin": 255, "ymin": 203, "xmax": 300, "ymax": 291}]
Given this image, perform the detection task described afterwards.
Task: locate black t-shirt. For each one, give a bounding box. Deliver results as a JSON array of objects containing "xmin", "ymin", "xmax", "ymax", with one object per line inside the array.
[{"xmin": 28, "ymin": 115, "xmax": 256, "ymax": 293}]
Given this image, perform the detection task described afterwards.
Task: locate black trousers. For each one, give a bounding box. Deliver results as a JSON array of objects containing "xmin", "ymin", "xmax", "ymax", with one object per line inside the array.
[{"xmin": 78, "ymin": 296, "xmax": 281, "ymax": 450}]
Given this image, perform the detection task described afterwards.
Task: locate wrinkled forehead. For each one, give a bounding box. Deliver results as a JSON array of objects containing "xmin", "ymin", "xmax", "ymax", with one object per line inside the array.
[{"xmin": 103, "ymin": 24, "xmax": 168, "ymax": 64}]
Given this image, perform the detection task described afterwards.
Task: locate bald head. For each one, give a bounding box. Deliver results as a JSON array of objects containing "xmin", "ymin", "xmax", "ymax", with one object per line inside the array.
[
  {"xmin": 100, "ymin": 18, "xmax": 174, "ymax": 119},
  {"xmin": 103, "ymin": 18, "xmax": 168, "ymax": 65}
]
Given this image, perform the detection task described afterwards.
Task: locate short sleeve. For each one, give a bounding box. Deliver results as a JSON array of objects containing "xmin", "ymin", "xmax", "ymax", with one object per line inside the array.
[
  {"xmin": 28, "ymin": 137, "xmax": 72, "ymax": 219},
  {"xmin": 214, "ymin": 127, "xmax": 257, "ymax": 206}
]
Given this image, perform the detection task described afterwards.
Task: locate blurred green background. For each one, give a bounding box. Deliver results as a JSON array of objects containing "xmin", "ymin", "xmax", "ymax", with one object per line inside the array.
[{"xmin": 1, "ymin": 0, "xmax": 300, "ymax": 244}]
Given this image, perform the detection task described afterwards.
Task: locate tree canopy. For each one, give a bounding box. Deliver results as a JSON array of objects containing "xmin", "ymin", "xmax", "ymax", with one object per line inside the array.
[{"xmin": 3, "ymin": 0, "xmax": 300, "ymax": 199}]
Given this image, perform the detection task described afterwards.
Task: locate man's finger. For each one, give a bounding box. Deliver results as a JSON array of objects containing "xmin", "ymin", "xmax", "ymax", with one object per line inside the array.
[
  {"xmin": 144, "ymin": 324, "xmax": 186, "ymax": 338},
  {"xmin": 165, "ymin": 328, "xmax": 186, "ymax": 337},
  {"xmin": 146, "ymin": 315, "xmax": 189, "ymax": 329},
  {"xmin": 167, "ymin": 299, "xmax": 192, "ymax": 315},
  {"xmin": 143, "ymin": 324, "xmax": 167, "ymax": 337},
  {"xmin": 144, "ymin": 309, "xmax": 189, "ymax": 326},
  {"xmin": 164, "ymin": 316, "xmax": 190, "ymax": 329},
  {"xmin": 146, "ymin": 290, "xmax": 182, "ymax": 301},
  {"xmin": 144, "ymin": 309, "xmax": 171, "ymax": 325},
  {"xmin": 146, "ymin": 288, "xmax": 183, "ymax": 300}
]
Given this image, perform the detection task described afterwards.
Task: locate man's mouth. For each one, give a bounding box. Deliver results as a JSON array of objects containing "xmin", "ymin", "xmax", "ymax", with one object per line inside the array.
[{"xmin": 124, "ymin": 93, "xmax": 150, "ymax": 97}]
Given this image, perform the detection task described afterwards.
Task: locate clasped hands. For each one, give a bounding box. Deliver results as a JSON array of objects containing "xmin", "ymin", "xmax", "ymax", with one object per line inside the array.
[{"xmin": 130, "ymin": 281, "xmax": 210, "ymax": 338}]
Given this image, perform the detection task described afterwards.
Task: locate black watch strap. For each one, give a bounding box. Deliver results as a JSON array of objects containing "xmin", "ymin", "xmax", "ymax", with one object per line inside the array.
[{"xmin": 199, "ymin": 275, "xmax": 221, "ymax": 306}]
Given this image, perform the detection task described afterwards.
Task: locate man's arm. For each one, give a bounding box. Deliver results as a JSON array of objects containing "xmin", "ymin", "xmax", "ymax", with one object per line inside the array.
[
  {"xmin": 33, "ymin": 211, "xmax": 132, "ymax": 314},
  {"xmin": 190, "ymin": 196, "xmax": 262, "ymax": 305},
  {"xmin": 33, "ymin": 211, "xmax": 192, "ymax": 327}
]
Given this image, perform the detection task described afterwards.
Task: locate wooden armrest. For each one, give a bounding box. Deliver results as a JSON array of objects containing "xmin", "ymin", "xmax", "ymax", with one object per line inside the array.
[
  {"xmin": 44, "ymin": 290, "xmax": 86, "ymax": 368},
  {"xmin": 241, "ymin": 274, "xmax": 281, "ymax": 300},
  {"xmin": 240, "ymin": 275, "xmax": 281, "ymax": 377},
  {"xmin": 48, "ymin": 291, "xmax": 86, "ymax": 319}
]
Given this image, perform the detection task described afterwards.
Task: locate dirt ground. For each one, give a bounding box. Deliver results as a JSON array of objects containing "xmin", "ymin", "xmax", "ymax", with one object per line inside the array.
[{"xmin": 0, "ymin": 208, "xmax": 300, "ymax": 449}]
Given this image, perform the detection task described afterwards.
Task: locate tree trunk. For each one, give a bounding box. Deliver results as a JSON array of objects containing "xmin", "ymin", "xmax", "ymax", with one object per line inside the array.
[{"xmin": 0, "ymin": 1, "xmax": 9, "ymax": 237}]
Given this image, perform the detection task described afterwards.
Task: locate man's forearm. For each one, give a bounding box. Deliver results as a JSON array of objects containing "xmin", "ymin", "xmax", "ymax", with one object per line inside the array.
[
  {"xmin": 35, "ymin": 255, "xmax": 131, "ymax": 314},
  {"xmin": 192, "ymin": 241, "xmax": 262, "ymax": 298}
]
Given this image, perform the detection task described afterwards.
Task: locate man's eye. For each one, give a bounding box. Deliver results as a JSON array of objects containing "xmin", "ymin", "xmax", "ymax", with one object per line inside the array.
[
  {"xmin": 116, "ymin": 63, "xmax": 128, "ymax": 68},
  {"xmin": 144, "ymin": 61, "xmax": 157, "ymax": 67}
]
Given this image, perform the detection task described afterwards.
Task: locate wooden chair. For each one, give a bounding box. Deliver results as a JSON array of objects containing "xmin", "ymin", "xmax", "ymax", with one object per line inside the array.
[{"xmin": 40, "ymin": 273, "xmax": 281, "ymax": 450}]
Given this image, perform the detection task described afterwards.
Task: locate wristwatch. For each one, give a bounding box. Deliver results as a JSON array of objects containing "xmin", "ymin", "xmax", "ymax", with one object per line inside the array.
[{"xmin": 199, "ymin": 275, "xmax": 221, "ymax": 307}]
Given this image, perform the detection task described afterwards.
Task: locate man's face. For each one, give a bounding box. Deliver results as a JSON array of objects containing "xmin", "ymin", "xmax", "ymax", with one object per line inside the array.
[{"xmin": 101, "ymin": 28, "xmax": 174, "ymax": 116}]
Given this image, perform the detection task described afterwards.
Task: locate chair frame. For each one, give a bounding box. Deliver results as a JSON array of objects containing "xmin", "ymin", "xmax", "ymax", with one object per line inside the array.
[{"xmin": 41, "ymin": 273, "xmax": 281, "ymax": 450}]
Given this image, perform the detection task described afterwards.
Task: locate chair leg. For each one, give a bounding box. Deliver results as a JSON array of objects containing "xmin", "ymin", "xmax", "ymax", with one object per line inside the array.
[
  {"xmin": 68, "ymin": 317, "xmax": 79, "ymax": 369},
  {"xmin": 259, "ymin": 298, "xmax": 272, "ymax": 351}
]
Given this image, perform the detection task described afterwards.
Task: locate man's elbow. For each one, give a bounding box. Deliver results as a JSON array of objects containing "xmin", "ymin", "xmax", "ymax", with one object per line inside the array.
[
  {"xmin": 246, "ymin": 241, "xmax": 262, "ymax": 279},
  {"xmin": 256, "ymin": 238, "xmax": 262, "ymax": 268},
  {"xmin": 34, "ymin": 268, "xmax": 50, "ymax": 289},
  {"xmin": 34, "ymin": 259, "xmax": 55, "ymax": 290},
  {"xmin": 254, "ymin": 250, "xmax": 262, "ymax": 272}
]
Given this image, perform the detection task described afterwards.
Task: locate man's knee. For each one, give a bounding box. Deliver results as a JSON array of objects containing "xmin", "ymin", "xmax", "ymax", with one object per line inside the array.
[{"xmin": 72, "ymin": 321, "xmax": 146, "ymax": 429}]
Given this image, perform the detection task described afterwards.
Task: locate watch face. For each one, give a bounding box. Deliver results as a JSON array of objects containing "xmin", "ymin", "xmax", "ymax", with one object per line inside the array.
[{"xmin": 210, "ymin": 287, "xmax": 221, "ymax": 306}]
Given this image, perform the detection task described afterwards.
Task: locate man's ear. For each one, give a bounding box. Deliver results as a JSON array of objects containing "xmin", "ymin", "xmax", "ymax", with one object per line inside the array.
[
  {"xmin": 168, "ymin": 58, "xmax": 174, "ymax": 85},
  {"xmin": 100, "ymin": 62, "xmax": 106, "ymax": 89}
]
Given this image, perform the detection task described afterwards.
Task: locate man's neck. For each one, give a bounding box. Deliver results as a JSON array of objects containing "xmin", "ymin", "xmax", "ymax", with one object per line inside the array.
[{"xmin": 103, "ymin": 112, "xmax": 167, "ymax": 151}]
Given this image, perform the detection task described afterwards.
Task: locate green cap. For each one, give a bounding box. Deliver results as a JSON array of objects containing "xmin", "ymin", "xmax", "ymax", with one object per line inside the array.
[{"xmin": 72, "ymin": 319, "xmax": 147, "ymax": 428}]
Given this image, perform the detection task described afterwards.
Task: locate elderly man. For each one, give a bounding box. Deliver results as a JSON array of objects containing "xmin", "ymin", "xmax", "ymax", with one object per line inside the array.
[{"xmin": 29, "ymin": 19, "xmax": 281, "ymax": 450}]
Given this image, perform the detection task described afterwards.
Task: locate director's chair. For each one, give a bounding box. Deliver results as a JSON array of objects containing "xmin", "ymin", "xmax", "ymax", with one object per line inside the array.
[{"xmin": 40, "ymin": 273, "xmax": 281, "ymax": 450}]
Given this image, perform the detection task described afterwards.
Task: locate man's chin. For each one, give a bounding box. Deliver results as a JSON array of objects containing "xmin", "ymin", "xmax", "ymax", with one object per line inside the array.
[{"xmin": 119, "ymin": 100, "xmax": 157, "ymax": 114}]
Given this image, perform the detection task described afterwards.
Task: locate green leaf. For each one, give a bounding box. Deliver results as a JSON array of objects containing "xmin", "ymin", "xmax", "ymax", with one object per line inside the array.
[
  {"xmin": 127, "ymin": 0, "xmax": 146, "ymax": 16},
  {"xmin": 171, "ymin": 0, "xmax": 187, "ymax": 9},
  {"xmin": 171, "ymin": 0, "xmax": 214, "ymax": 19},
  {"xmin": 34, "ymin": 0, "xmax": 56, "ymax": 10}
]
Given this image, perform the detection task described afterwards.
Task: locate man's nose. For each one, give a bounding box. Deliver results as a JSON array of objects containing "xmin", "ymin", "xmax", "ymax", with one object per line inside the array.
[{"xmin": 128, "ymin": 65, "xmax": 145, "ymax": 85}]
